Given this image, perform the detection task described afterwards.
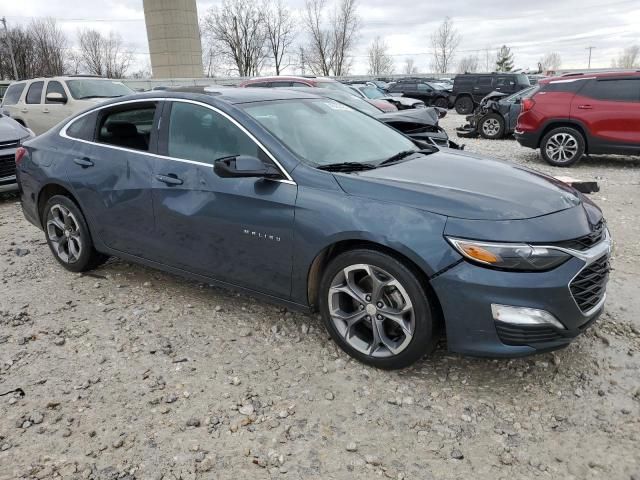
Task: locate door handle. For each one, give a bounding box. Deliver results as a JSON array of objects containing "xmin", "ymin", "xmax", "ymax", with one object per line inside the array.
[
  {"xmin": 155, "ymin": 174, "xmax": 183, "ymax": 185},
  {"xmin": 73, "ymin": 157, "xmax": 94, "ymax": 168},
  {"xmin": 577, "ymin": 104, "xmax": 593, "ymax": 110},
  {"xmin": 20, "ymin": 108, "xmax": 28, "ymax": 113},
  {"xmin": 42, "ymin": 108, "xmax": 50, "ymax": 113}
]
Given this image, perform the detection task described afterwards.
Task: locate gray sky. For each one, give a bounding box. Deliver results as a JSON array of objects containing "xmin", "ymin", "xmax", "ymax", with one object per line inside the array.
[{"xmin": 4, "ymin": 0, "xmax": 640, "ymax": 75}]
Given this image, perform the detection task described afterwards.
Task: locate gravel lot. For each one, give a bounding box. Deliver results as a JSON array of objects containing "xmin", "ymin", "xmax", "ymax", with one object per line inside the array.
[{"xmin": 1, "ymin": 112, "xmax": 639, "ymax": 480}]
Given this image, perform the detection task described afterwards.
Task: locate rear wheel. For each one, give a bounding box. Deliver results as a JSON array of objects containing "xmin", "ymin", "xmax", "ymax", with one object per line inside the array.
[
  {"xmin": 540, "ymin": 127, "xmax": 585, "ymax": 167},
  {"xmin": 319, "ymin": 249, "xmax": 437, "ymax": 369},
  {"xmin": 478, "ymin": 113, "xmax": 506, "ymax": 139},
  {"xmin": 434, "ymin": 97, "xmax": 449, "ymax": 109},
  {"xmin": 43, "ymin": 195, "xmax": 108, "ymax": 272},
  {"xmin": 454, "ymin": 96, "xmax": 474, "ymax": 114}
]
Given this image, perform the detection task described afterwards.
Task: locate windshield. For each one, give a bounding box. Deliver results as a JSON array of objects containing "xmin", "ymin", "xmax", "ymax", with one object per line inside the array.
[
  {"xmin": 66, "ymin": 80, "xmax": 133, "ymax": 100},
  {"xmin": 359, "ymin": 86, "xmax": 386, "ymax": 99},
  {"xmin": 312, "ymin": 89, "xmax": 383, "ymax": 115},
  {"xmin": 516, "ymin": 74, "xmax": 531, "ymax": 87},
  {"xmin": 243, "ymin": 98, "xmax": 416, "ymax": 167},
  {"xmin": 506, "ymin": 85, "xmax": 538, "ymax": 102}
]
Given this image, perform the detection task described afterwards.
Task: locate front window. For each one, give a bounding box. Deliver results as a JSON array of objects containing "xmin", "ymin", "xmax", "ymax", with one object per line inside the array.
[
  {"xmin": 66, "ymin": 79, "xmax": 133, "ymax": 100},
  {"xmin": 242, "ymin": 99, "xmax": 416, "ymax": 167},
  {"xmin": 167, "ymin": 102, "xmax": 263, "ymax": 164}
]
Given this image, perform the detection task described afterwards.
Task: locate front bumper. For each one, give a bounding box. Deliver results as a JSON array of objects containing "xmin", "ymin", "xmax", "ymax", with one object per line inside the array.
[{"xmin": 431, "ymin": 236, "xmax": 611, "ymax": 357}]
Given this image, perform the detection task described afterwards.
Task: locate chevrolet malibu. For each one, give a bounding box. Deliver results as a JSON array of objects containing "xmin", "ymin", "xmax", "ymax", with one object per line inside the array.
[{"xmin": 15, "ymin": 89, "xmax": 611, "ymax": 369}]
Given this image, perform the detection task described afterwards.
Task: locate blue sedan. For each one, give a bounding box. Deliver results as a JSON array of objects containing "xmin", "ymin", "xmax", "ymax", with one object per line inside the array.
[{"xmin": 15, "ymin": 89, "xmax": 611, "ymax": 369}]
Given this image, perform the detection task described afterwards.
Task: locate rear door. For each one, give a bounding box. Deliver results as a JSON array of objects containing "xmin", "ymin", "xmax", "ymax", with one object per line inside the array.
[
  {"xmin": 571, "ymin": 77, "xmax": 640, "ymax": 151},
  {"xmin": 151, "ymin": 100, "xmax": 297, "ymax": 297},
  {"xmin": 473, "ymin": 76, "xmax": 494, "ymax": 102},
  {"xmin": 64, "ymin": 100, "xmax": 161, "ymax": 258}
]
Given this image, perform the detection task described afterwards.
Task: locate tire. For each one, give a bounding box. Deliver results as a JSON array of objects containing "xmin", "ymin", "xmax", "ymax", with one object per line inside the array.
[
  {"xmin": 319, "ymin": 249, "xmax": 437, "ymax": 369},
  {"xmin": 434, "ymin": 97, "xmax": 449, "ymax": 109},
  {"xmin": 540, "ymin": 127, "xmax": 585, "ymax": 167},
  {"xmin": 454, "ymin": 96, "xmax": 474, "ymax": 114},
  {"xmin": 478, "ymin": 113, "xmax": 506, "ymax": 139},
  {"xmin": 43, "ymin": 195, "xmax": 109, "ymax": 272}
]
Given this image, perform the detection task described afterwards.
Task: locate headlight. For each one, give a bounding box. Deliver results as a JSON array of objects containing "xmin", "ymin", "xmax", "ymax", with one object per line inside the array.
[{"xmin": 447, "ymin": 237, "xmax": 571, "ymax": 271}]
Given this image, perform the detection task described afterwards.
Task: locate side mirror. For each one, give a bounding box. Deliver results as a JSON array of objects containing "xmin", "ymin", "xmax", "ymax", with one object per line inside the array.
[
  {"xmin": 214, "ymin": 155, "xmax": 281, "ymax": 179},
  {"xmin": 46, "ymin": 92, "xmax": 67, "ymax": 103}
]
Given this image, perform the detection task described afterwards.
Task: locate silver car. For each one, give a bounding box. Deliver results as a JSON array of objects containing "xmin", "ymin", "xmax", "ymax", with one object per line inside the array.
[{"xmin": 0, "ymin": 112, "xmax": 34, "ymax": 192}]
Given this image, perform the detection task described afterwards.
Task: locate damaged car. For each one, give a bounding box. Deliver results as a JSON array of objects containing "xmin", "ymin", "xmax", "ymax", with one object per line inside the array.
[
  {"xmin": 298, "ymin": 88, "xmax": 461, "ymax": 149},
  {"xmin": 457, "ymin": 86, "xmax": 538, "ymax": 140},
  {"xmin": 349, "ymin": 84, "xmax": 426, "ymax": 110}
]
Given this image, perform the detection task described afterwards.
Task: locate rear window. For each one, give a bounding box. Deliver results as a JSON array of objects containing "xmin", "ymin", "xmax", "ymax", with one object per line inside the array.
[
  {"xmin": 580, "ymin": 79, "xmax": 640, "ymax": 102},
  {"xmin": 477, "ymin": 77, "xmax": 493, "ymax": 88},
  {"xmin": 26, "ymin": 81, "xmax": 44, "ymax": 104},
  {"xmin": 516, "ymin": 74, "xmax": 531, "ymax": 86},
  {"xmin": 1, "ymin": 82, "xmax": 26, "ymax": 106},
  {"xmin": 66, "ymin": 112, "xmax": 98, "ymax": 140},
  {"xmin": 541, "ymin": 79, "xmax": 588, "ymax": 93}
]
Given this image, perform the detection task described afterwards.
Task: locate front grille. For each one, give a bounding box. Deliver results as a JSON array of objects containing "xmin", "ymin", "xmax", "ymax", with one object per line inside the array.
[
  {"xmin": 554, "ymin": 221, "xmax": 605, "ymax": 251},
  {"xmin": 0, "ymin": 154, "xmax": 16, "ymax": 179},
  {"xmin": 496, "ymin": 322, "xmax": 564, "ymax": 346},
  {"xmin": 0, "ymin": 139, "xmax": 20, "ymax": 149},
  {"xmin": 570, "ymin": 255, "xmax": 609, "ymax": 313}
]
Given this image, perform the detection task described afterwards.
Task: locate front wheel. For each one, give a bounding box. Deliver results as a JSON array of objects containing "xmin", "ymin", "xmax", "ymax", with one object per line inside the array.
[
  {"xmin": 319, "ymin": 249, "xmax": 437, "ymax": 369},
  {"xmin": 479, "ymin": 113, "xmax": 505, "ymax": 139},
  {"xmin": 43, "ymin": 195, "xmax": 108, "ymax": 272},
  {"xmin": 540, "ymin": 127, "xmax": 585, "ymax": 167}
]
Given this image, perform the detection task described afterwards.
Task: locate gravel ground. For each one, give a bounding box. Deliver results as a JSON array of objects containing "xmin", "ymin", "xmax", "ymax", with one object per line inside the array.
[{"xmin": 1, "ymin": 113, "xmax": 639, "ymax": 480}]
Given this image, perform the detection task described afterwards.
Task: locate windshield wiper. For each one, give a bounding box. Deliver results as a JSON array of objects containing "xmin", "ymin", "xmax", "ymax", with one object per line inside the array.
[
  {"xmin": 317, "ymin": 162, "xmax": 377, "ymax": 172},
  {"xmin": 378, "ymin": 148, "xmax": 436, "ymax": 167}
]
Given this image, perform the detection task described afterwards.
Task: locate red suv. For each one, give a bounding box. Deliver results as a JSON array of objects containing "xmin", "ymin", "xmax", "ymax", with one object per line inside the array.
[
  {"xmin": 515, "ymin": 71, "xmax": 640, "ymax": 166},
  {"xmin": 239, "ymin": 75, "xmax": 398, "ymax": 112}
]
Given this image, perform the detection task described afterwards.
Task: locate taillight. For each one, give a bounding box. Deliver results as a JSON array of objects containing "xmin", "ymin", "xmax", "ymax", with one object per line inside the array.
[
  {"xmin": 521, "ymin": 98, "xmax": 535, "ymax": 113},
  {"xmin": 15, "ymin": 147, "xmax": 27, "ymax": 166}
]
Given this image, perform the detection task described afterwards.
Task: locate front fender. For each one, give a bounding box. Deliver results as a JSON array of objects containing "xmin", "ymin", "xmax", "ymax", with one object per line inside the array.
[{"xmin": 290, "ymin": 185, "xmax": 461, "ymax": 305}]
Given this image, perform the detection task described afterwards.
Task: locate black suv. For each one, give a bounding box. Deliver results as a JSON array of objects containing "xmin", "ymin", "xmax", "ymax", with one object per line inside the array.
[
  {"xmin": 388, "ymin": 80, "xmax": 451, "ymax": 109},
  {"xmin": 451, "ymin": 73, "xmax": 531, "ymax": 114}
]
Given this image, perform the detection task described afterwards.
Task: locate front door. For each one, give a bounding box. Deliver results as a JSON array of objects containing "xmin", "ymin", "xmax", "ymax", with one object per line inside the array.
[
  {"xmin": 65, "ymin": 101, "xmax": 160, "ymax": 258},
  {"xmin": 152, "ymin": 100, "xmax": 297, "ymax": 298}
]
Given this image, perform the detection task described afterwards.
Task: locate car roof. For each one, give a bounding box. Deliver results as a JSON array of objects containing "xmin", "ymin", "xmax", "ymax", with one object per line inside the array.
[
  {"xmin": 241, "ymin": 75, "xmax": 336, "ymax": 83},
  {"xmin": 119, "ymin": 87, "xmax": 322, "ymax": 105},
  {"xmin": 540, "ymin": 70, "xmax": 640, "ymax": 84}
]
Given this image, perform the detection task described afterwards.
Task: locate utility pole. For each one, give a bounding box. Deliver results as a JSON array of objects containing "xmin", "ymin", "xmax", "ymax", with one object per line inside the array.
[
  {"xmin": 1, "ymin": 17, "xmax": 19, "ymax": 80},
  {"xmin": 586, "ymin": 46, "xmax": 596, "ymax": 69}
]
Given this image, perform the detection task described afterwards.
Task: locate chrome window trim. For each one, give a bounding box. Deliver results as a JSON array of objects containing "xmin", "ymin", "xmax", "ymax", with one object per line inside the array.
[{"xmin": 59, "ymin": 97, "xmax": 296, "ymax": 186}]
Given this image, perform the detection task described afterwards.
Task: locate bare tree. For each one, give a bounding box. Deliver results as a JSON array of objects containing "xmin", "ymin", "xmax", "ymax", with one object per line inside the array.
[
  {"xmin": 367, "ymin": 36, "xmax": 394, "ymax": 75},
  {"xmin": 78, "ymin": 29, "xmax": 104, "ymax": 76},
  {"xmin": 457, "ymin": 55, "xmax": 479, "ymax": 73},
  {"xmin": 29, "ymin": 18, "xmax": 67, "ymax": 76},
  {"xmin": 264, "ymin": 0, "xmax": 296, "ymax": 75},
  {"xmin": 403, "ymin": 58, "xmax": 418, "ymax": 75},
  {"xmin": 0, "ymin": 25, "xmax": 37, "ymax": 79},
  {"xmin": 303, "ymin": 0, "xmax": 359, "ymax": 76},
  {"xmin": 430, "ymin": 17, "xmax": 460, "ymax": 74},
  {"xmin": 77, "ymin": 29, "xmax": 132, "ymax": 78},
  {"xmin": 202, "ymin": 0, "xmax": 268, "ymax": 77},
  {"xmin": 612, "ymin": 45, "xmax": 640, "ymax": 68},
  {"xmin": 539, "ymin": 52, "xmax": 561, "ymax": 72}
]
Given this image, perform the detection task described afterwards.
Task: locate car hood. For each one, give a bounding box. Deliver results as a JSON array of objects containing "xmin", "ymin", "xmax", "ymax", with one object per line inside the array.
[
  {"xmin": 376, "ymin": 107, "xmax": 439, "ymax": 126},
  {"xmin": 0, "ymin": 115, "xmax": 31, "ymax": 141},
  {"xmin": 333, "ymin": 150, "xmax": 582, "ymax": 221}
]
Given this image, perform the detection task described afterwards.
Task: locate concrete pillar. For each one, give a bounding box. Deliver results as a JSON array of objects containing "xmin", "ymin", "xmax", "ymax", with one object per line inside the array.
[{"xmin": 143, "ymin": 0, "xmax": 204, "ymax": 78}]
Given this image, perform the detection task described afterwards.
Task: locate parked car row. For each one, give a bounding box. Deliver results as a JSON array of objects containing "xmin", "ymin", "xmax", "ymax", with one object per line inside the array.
[
  {"xmin": 15, "ymin": 87, "xmax": 611, "ymax": 368},
  {"xmin": 455, "ymin": 71, "xmax": 640, "ymax": 167}
]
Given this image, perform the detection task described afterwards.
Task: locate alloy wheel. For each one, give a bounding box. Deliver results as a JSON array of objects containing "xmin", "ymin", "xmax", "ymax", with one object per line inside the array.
[
  {"xmin": 546, "ymin": 133, "xmax": 579, "ymax": 163},
  {"xmin": 482, "ymin": 118, "xmax": 501, "ymax": 137},
  {"xmin": 328, "ymin": 264, "xmax": 415, "ymax": 358},
  {"xmin": 46, "ymin": 204, "xmax": 83, "ymax": 264}
]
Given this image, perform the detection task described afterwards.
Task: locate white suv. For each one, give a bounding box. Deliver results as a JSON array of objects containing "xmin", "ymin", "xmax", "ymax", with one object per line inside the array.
[{"xmin": 1, "ymin": 76, "xmax": 133, "ymax": 135}]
